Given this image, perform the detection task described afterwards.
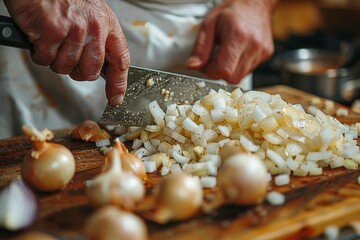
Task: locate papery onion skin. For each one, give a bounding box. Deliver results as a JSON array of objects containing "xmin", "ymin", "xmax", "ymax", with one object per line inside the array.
[
  {"xmin": 113, "ymin": 139, "xmax": 147, "ymax": 181},
  {"xmin": 71, "ymin": 120, "xmax": 111, "ymax": 142},
  {"xmin": 84, "ymin": 206, "xmax": 148, "ymax": 240},
  {"xmin": 22, "ymin": 141, "xmax": 75, "ymax": 192},
  {"xmin": 0, "ymin": 179, "xmax": 38, "ymax": 231},
  {"xmin": 86, "ymin": 172, "xmax": 145, "ymax": 211},
  {"xmin": 218, "ymin": 153, "xmax": 268, "ymax": 205},
  {"xmin": 121, "ymin": 153, "xmax": 147, "ymax": 181},
  {"xmin": 86, "ymin": 147, "xmax": 145, "ymax": 211},
  {"xmin": 148, "ymin": 173, "xmax": 203, "ymax": 223},
  {"xmin": 71, "ymin": 120, "xmax": 101, "ymax": 141}
]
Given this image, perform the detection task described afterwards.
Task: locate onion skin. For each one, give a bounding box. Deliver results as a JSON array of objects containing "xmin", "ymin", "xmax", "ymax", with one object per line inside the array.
[
  {"xmin": 70, "ymin": 120, "xmax": 111, "ymax": 142},
  {"xmin": 218, "ymin": 153, "xmax": 268, "ymax": 205},
  {"xmin": 84, "ymin": 206, "xmax": 148, "ymax": 240},
  {"xmin": 86, "ymin": 172, "xmax": 145, "ymax": 210},
  {"xmin": 22, "ymin": 141, "xmax": 75, "ymax": 192},
  {"xmin": 219, "ymin": 143, "xmax": 242, "ymax": 161},
  {"xmin": 70, "ymin": 120, "xmax": 101, "ymax": 141},
  {"xmin": 113, "ymin": 139, "xmax": 147, "ymax": 181},
  {"xmin": 142, "ymin": 173, "xmax": 203, "ymax": 223},
  {"xmin": 0, "ymin": 179, "xmax": 38, "ymax": 231},
  {"xmin": 86, "ymin": 147, "xmax": 145, "ymax": 211}
]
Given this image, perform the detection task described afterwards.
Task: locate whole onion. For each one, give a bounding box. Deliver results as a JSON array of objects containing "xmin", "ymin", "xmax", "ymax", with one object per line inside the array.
[
  {"xmin": 21, "ymin": 125, "xmax": 75, "ymax": 192},
  {"xmin": 84, "ymin": 206, "xmax": 148, "ymax": 240},
  {"xmin": 0, "ymin": 179, "xmax": 38, "ymax": 230},
  {"xmin": 218, "ymin": 153, "xmax": 268, "ymax": 205}
]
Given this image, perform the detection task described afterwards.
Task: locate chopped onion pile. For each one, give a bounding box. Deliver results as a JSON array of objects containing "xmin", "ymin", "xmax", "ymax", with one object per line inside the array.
[{"xmin": 119, "ymin": 88, "xmax": 359, "ymax": 187}]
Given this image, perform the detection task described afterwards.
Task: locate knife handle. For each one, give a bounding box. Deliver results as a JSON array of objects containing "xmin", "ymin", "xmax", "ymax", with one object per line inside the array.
[{"xmin": 0, "ymin": 15, "xmax": 31, "ymax": 50}]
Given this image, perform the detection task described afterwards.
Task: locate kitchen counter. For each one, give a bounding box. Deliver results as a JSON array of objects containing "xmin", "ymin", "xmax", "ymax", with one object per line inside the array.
[{"xmin": 0, "ymin": 85, "xmax": 359, "ymax": 240}]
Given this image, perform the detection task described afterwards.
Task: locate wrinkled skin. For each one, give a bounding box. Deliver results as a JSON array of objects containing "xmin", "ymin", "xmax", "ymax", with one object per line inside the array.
[
  {"xmin": 4, "ymin": 0, "xmax": 276, "ymax": 105},
  {"xmin": 4, "ymin": 0, "xmax": 130, "ymax": 105},
  {"xmin": 187, "ymin": 0, "xmax": 277, "ymax": 84}
]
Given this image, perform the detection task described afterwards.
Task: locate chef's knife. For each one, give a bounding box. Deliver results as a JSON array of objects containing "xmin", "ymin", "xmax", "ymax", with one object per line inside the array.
[{"xmin": 0, "ymin": 15, "xmax": 237, "ymax": 127}]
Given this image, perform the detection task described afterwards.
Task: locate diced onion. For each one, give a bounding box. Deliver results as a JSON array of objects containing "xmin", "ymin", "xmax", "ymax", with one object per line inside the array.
[
  {"xmin": 240, "ymin": 135, "xmax": 260, "ymax": 152},
  {"xmin": 324, "ymin": 225, "xmax": 339, "ymax": 240},
  {"xmin": 148, "ymin": 101, "xmax": 165, "ymax": 125},
  {"xmin": 170, "ymin": 164, "xmax": 182, "ymax": 174},
  {"xmin": 200, "ymin": 176, "xmax": 217, "ymax": 188},
  {"xmin": 211, "ymin": 108, "xmax": 225, "ymax": 122},
  {"xmin": 274, "ymin": 174, "xmax": 290, "ymax": 186},
  {"xmin": 132, "ymin": 138, "xmax": 143, "ymax": 150},
  {"xmin": 266, "ymin": 191, "xmax": 285, "ymax": 205},
  {"xmin": 95, "ymin": 139, "xmax": 111, "ymax": 147},
  {"xmin": 172, "ymin": 151, "xmax": 191, "ymax": 164},
  {"xmin": 132, "ymin": 87, "xmax": 360, "ymax": 189},
  {"xmin": 144, "ymin": 160, "xmax": 157, "ymax": 173}
]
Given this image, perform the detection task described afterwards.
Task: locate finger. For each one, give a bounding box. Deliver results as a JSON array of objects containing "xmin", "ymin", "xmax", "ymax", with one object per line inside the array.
[
  {"xmin": 186, "ymin": 11, "xmax": 218, "ymax": 70},
  {"xmin": 202, "ymin": 24, "xmax": 247, "ymax": 81},
  {"xmin": 229, "ymin": 38, "xmax": 273, "ymax": 84},
  {"xmin": 228, "ymin": 46, "xmax": 261, "ymax": 84},
  {"xmin": 104, "ymin": 25, "xmax": 130, "ymax": 105},
  {"xmin": 50, "ymin": 19, "xmax": 87, "ymax": 75},
  {"xmin": 69, "ymin": 23, "xmax": 107, "ymax": 81}
]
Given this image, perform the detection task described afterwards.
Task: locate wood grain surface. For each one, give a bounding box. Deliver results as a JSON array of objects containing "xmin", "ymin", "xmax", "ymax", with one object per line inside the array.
[{"xmin": 0, "ymin": 85, "xmax": 359, "ymax": 240}]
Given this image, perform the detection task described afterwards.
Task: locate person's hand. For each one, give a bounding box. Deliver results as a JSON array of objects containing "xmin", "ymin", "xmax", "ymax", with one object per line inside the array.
[
  {"xmin": 186, "ymin": 0, "xmax": 276, "ymax": 84},
  {"xmin": 4, "ymin": 0, "xmax": 130, "ymax": 105}
]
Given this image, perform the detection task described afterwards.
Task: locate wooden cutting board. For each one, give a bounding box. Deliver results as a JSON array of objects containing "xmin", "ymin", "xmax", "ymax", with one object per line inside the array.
[{"xmin": 0, "ymin": 85, "xmax": 359, "ymax": 240}]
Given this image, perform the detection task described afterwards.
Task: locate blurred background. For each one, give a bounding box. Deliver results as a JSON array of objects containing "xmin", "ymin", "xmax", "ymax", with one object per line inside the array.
[{"xmin": 254, "ymin": 0, "xmax": 360, "ymax": 106}]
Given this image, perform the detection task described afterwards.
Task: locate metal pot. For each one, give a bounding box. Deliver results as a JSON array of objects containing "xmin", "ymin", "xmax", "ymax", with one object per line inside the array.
[{"xmin": 271, "ymin": 48, "xmax": 360, "ymax": 105}]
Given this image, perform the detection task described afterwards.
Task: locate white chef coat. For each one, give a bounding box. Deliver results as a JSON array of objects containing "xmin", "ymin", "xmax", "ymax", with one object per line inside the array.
[{"xmin": 0, "ymin": 0, "xmax": 251, "ymax": 139}]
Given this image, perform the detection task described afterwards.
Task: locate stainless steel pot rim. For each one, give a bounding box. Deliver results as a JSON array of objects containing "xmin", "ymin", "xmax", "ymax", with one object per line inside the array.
[{"xmin": 271, "ymin": 48, "xmax": 350, "ymax": 75}]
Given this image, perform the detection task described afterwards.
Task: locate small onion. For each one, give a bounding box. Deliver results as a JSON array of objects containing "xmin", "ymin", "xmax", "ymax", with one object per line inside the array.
[
  {"xmin": 70, "ymin": 120, "xmax": 111, "ymax": 142},
  {"xmin": 0, "ymin": 178, "xmax": 38, "ymax": 231},
  {"xmin": 84, "ymin": 206, "xmax": 148, "ymax": 240},
  {"xmin": 140, "ymin": 173, "xmax": 203, "ymax": 223},
  {"xmin": 86, "ymin": 147, "xmax": 145, "ymax": 211},
  {"xmin": 21, "ymin": 125, "xmax": 75, "ymax": 192},
  {"xmin": 218, "ymin": 153, "xmax": 268, "ymax": 205},
  {"xmin": 102, "ymin": 138, "xmax": 147, "ymax": 181}
]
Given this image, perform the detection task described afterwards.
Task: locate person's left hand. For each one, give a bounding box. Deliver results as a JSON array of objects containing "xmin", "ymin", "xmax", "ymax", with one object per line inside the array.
[{"xmin": 186, "ymin": 0, "xmax": 276, "ymax": 84}]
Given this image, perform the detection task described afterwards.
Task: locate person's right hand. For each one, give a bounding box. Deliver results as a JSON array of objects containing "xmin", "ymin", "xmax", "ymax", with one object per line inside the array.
[{"xmin": 4, "ymin": 0, "xmax": 130, "ymax": 105}]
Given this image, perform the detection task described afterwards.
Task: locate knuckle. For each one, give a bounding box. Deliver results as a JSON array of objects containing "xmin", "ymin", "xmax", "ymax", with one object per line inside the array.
[
  {"xmin": 72, "ymin": 20, "xmax": 87, "ymax": 38},
  {"xmin": 118, "ymin": 49, "xmax": 131, "ymax": 71},
  {"xmin": 231, "ymin": 26, "xmax": 247, "ymax": 42},
  {"xmin": 32, "ymin": 52, "xmax": 56, "ymax": 66},
  {"xmin": 251, "ymin": 37, "xmax": 262, "ymax": 51},
  {"xmin": 76, "ymin": 55, "xmax": 103, "ymax": 80},
  {"xmin": 229, "ymin": 75, "xmax": 242, "ymax": 84},
  {"xmin": 52, "ymin": 61, "xmax": 76, "ymax": 74},
  {"xmin": 264, "ymin": 43, "xmax": 275, "ymax": 57},
  {"xmin": 48, "ymin": 20, "xmax": 69, "ymax": 41},
  {"xmin": 218, "ymin": 66, "xmax": 233, "ymax": 79}
]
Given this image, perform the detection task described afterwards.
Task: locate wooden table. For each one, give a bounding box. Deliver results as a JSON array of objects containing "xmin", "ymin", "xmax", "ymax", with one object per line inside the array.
[{"xmin": 1, "ymin": 85, "xmax": 360, "ymax": 240}]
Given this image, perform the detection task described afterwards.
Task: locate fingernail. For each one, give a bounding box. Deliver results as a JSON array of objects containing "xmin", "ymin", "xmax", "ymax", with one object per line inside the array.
[
  {"xmin": 110, "ymin": 94, "xmax": 124, "ymax": 106},
  {"xmin": 186, "ymin": 56, "xmax": 202, "ymax": 68}
]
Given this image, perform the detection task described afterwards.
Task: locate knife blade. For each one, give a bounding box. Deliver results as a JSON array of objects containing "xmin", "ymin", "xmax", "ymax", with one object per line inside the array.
[{"xmin": 99, "ymin": 66, "xmax": 237, "ymax": 127}]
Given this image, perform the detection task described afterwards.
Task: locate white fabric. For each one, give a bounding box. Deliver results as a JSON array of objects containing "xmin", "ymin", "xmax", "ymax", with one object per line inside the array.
[{"xmin": 0, "ymin": 0, "xmax": 251, "ymax": 139}]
